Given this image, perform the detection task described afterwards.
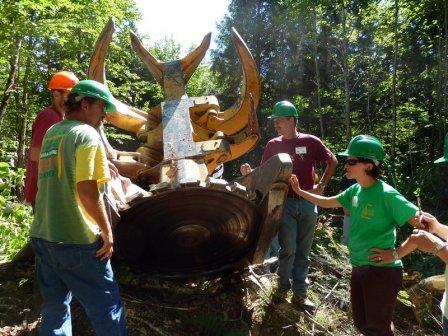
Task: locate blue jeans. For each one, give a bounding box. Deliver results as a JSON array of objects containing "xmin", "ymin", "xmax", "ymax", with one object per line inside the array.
[
  {"xmin": 443, "ymin": 315, "xmax": 448, "ymax": 336},
  {"xmin": 277, "ymin": 198, "xmax": 317, "ymax": 297},
  {"xmin": 31, "ymin": 238, "xmax": 126, "ymax": 336}
]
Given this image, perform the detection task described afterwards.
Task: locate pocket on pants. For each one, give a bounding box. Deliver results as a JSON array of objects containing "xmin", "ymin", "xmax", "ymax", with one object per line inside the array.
[{"xmin": 49, "ymin": 245, "xmax": 82, "ymax": 270}]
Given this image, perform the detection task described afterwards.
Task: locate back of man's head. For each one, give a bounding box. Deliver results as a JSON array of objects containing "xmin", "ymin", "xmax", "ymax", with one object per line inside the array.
[
  {"xmin": 65, "ymin": 94, "xmax": 97, "ymax": 115},
  {"xmin": 48, "ymin": 71, "xmax": 79, "ymax": 92},
  {"xmin": 65, "ymin": 80, "xmax": 116, "ymax": 115}
]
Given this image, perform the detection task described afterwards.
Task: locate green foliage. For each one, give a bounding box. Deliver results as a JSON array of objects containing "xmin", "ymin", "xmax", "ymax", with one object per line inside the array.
[
  {"xmin": 397, "ymin": 290, "xmax": 413, "ymax": 308},
  {"xmin": 0, "ymin": 162, "xmax": 25, "ymax": 196},
  {"xmin": 211, "ymin": 0, "xmax": 448, "ymax": 278},
  {"xmin": 187, "ymin": 62, "xmax": 219, "ymax": 97},
  {"xmin": 0, "ymin": 139, "xmax": 19, "ymax": 167},
  {"xmin": 0, "ymin": 161, "xmax": 33, "ymax": 261},
  {"xmin": 0, "ymin": 0, "xmax": 142, "ymax": 166}
]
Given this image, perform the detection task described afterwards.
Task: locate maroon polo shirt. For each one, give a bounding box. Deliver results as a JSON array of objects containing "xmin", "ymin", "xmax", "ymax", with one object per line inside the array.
[
  {"xmin": 24, "ymin": 106, "xmax": 63, "ymax": 204},
  {"xmin": 261, "ymin": 133, "xmax": 332, "ymax": 196}
]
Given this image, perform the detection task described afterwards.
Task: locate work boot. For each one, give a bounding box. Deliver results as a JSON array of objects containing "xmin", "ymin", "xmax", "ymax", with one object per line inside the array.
[{"xmin": 291, "ymin": 295, "xmax": 316, "ymax": 313}]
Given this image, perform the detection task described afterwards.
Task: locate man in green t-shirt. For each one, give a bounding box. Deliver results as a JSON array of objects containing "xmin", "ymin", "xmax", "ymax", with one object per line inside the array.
[{"xmin": 30, "ymin": 80, "xmax": 126, "ymax": 335}]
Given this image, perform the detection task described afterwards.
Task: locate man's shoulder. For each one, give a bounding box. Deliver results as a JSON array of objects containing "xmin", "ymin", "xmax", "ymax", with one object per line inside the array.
[
  {"xmin": 35, "ymin": 106, "xmax": 61, "ymax": 121},
  {"xmin": 31, "ymin": 107, "xmax": 59, "ymax": 133},
  {"xmin": 50, "ymin": 120, "xmax": 97, "ymax": 138},
  {"xmin": 70, "ymin": 122, "xmax": 98, "ymax": 138},
  {"xmin": 265, "ymin": 134, "xmax": 324, "ymax": 147},
  {"xmin": 364, "ymin": 180, "xmax": 400, "ymax": 201},
  {"xmin": 298, "ymin": 132, "xmax": 323, "ymax": 143},
  {"xmin": 266, "ymin": 135, "xmax": 283, "ymax": 144},
  {"xmin": 40, "ymin": 106, "xmax": 57, "ymax": 114}
]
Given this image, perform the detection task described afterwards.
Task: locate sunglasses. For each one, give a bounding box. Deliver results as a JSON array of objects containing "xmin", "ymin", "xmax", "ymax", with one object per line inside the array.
[{"xmin": 344, "ymin": 159, "xmax": 361, "ymax": 166}]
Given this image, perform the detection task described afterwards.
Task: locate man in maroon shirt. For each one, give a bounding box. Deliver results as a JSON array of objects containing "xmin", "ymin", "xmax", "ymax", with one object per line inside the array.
[
  {"xmin": 241, "ymin": 100, "xmax": 337, "ymax": 312},
  {"xmin": 13, "ymin": 72, "xmax": 79, "ymax": 262},
  {"xmin": 24, "ymin": 71, "xmax": 79, "ymax": 207}
]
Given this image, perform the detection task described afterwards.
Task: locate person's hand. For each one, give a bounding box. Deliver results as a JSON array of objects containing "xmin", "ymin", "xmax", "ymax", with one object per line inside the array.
[
  {"xmin": 421, "ymin": 212, "xmax": 441, "ymax": 234},
  {"xmin": 96, "ymin": 231, "xmax": 114, "ymax": 260},
  {"xmin": 409, "ymin": 229, "xmax": 445, "ymax": 254},
  {"xmin": 240, "ymin": 163, "xmax": 252, "ymax": 176},
  {"xmin": 108, "ymin": 161, "xmax": 119, "ymax": 179},
  {"xmin": 369, "ymin": 248, "xmax": 396, "ymax": 265},
  {"xmin": 290, "ymin": 174, "xmax": 301, "ymax": 195},
  {"xmin": 407, "ymin": 211, "xmax": 426, "ymax": 230}
]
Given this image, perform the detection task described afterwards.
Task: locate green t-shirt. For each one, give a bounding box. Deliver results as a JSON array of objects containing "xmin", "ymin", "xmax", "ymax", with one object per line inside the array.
[
  {"xmin": 30, "ymin": 119, "xmax": 110, "ymax": 244},
  {"xmin": 336, "ymin": 179, "xmax": 418, "ymax": 268}
]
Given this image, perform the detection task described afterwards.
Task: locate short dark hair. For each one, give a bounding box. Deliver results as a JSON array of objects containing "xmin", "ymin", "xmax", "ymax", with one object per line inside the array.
[
  {"xmin": 356, "ymin": 157, "xmax": 382, "ymax": 178},
  {"xmin": 65, "ymin": 93, "xmax": 97, "ymax": 115},
  {"xmin": 288, "ymin": 116, "xmax": 298, "ymax": 125}
]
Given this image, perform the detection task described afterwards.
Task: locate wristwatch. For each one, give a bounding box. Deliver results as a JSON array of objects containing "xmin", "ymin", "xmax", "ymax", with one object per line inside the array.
[{"xmin": 432, "ymin": 241, "xmax": 448, "ymax": 255}]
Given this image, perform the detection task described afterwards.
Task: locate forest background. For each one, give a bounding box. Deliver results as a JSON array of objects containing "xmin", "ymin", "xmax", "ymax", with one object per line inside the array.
[{"xmin": 0, "ymin": 0, "xmax": 448, "ymax": 280}]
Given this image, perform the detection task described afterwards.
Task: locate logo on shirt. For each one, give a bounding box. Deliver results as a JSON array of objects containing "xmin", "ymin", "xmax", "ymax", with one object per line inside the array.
[{"xmin": 361, "ymin": 204, "xmax": 374, "ymax": 219}]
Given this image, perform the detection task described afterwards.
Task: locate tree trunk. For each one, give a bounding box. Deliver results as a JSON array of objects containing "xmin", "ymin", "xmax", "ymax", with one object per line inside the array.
[
  {"xmin": 16, "ymin": 40, "xmax": 33, "ymax": 168},
  {"xmin": 341, "ymin": 0, "xmax": 351, "ymax": 139},
  {"xmin": 391, "ymin": 0, "xmax": 399, "ymax": 163},
  {"xmin": 0, "ymin": 37, "xmax": 22, "ymax": 128},
  {"xmin": 433, "ymin": 34, "xmax": 443, "ymax": 163},
  {"xmin": 366, "ymin": 79, "xmax": 371, "ymax": 133},
  {"xmin": 312, "ymin": 3, "xmax": 324, "ymax": 139},
  {"xmin": 442, "ymin": 0, "xmax": 448, "ymax": 139}
]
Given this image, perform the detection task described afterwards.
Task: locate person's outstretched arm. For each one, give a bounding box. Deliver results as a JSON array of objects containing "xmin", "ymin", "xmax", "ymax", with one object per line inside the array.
[{"xmin": 290, "ymin": 174, "xmax": 342, "ymax": 209}]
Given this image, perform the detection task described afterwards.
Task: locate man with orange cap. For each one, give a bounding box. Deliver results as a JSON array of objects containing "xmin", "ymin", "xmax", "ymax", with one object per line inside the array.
[{"xmin": 24, "ymin": 71, "xmax": 79, "ymax": 207}]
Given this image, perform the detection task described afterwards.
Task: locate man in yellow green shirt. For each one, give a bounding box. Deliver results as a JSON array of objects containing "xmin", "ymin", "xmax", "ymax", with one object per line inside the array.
[{"xmin": 30, "ymin": 80, "xmax": 126, "ymax": 336}]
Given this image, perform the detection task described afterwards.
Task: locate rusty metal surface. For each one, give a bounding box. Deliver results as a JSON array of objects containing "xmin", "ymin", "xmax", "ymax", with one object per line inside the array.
[
  {"xmin": 162, "ymin": 99, "xmax": 196, "ymax": 159},
  {"xmin": 116, "ymin": 187, "xmax": 260, "ymax": 277}
]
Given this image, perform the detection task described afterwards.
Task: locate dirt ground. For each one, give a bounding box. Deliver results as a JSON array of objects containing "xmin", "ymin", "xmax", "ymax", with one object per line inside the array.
[
  {"xmin": 0, "ymin": 223, "xmax": 443, "ymax": 336},
  {"xmin": 0, "ymin": 257, "xmax": 356, "ymax": 336}
]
